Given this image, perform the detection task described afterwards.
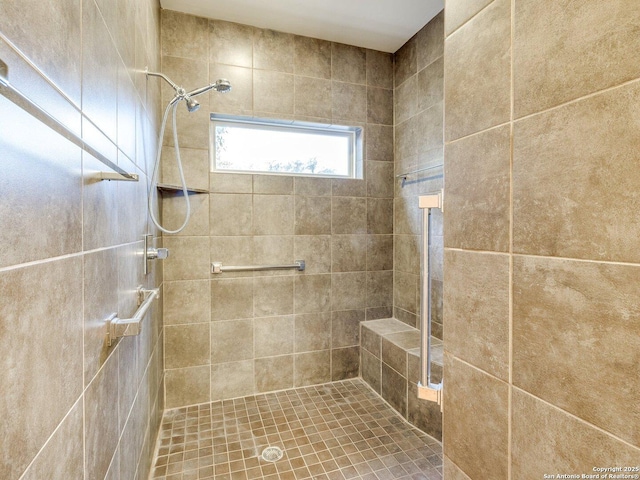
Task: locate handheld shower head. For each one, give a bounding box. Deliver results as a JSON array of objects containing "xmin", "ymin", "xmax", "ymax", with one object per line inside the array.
[{"xmin": 185, "ymin": 79, "xmax": 232, "ymax": 99}]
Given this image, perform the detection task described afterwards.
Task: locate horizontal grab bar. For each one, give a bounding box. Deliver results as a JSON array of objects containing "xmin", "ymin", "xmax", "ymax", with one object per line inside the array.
[
  {"xmin": 396, "ymin": 163, "xmax": 443, "ymax": 180},
  {"xmin": 105, "ymin": 286, "xmax": 160, "ymax": 346},
  {"xmin": 212, "ymin": 260, "xmax": 305, "ymax": 274}
]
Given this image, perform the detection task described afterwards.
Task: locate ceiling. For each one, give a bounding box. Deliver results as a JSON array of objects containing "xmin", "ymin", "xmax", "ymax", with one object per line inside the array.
[{"xmin": 160, "ymin": 0, "xmax": 444, "ymax": 53}]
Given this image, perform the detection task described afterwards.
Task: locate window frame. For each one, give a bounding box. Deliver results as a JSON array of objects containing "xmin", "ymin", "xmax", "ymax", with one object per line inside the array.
[{"xmin": 209, "ymin": 114, "xmax": 363, "ymax": 179}]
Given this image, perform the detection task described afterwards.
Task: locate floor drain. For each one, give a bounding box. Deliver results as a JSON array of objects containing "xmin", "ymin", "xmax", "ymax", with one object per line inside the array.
[{"xmin": 261, "ymin": 446, "xmax": 284, "ymax": 462}]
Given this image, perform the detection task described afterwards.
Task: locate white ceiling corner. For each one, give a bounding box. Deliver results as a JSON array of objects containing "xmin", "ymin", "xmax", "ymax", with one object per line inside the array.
[{"xmin": 159, "ymin": 0, "xmax": 444, "ymax": 53}]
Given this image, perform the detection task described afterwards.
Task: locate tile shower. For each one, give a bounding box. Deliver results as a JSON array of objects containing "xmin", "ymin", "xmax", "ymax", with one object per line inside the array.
[{"xmin": 2, "ymin": 0, "xmax": 639, "ymax": 479}]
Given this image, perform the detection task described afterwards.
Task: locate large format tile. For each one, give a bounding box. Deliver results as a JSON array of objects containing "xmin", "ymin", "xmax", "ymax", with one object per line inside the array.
[
  {"xmin": 209, "ymin": 20, "xmax": 253, "ymax": 68},
  {"xmin": 513, "ymin": 81, "xmax": 640, "ymax": 263},
  {"xmin": 0, "ymin": 258, "xmax": 83, "ymax": 479},
  {"xmin": 512, "ymin": 389, "xmax": 640, "ymax": 476},
  {"xmin": 514, "ymin": 0, "xmax": 640, "ymax": 118},
  {"xmin": 444, "ymin": 250, "xmax": 510, "ymax": 381},
  {"xmin": 513, "ymin": 256, "xmax": 640, "ymax": 445},
  {"xmin": 444, "ymin": 125, "xmax": 510, "ymax": 252},
  {"xmin": 444, "ymin": 0, "xmax": 493, "ymax": 36},
  {"xmin": 443, "ymin": 354, "xmax": 509, "ymax": 480},
  {"xmin": 165, "ymin": 323, "xmax": 210, "ymax": 368},
  {"xmin": 161, "ymin": 9, "xmax": 208, "ymax": 62},
  {"xmin": 444, "ymin": 0, "xmax": 511, "ymax": 141},
  {"xmin": 0, "ymin": 97, "xmax": 82, "ymax": 268}
]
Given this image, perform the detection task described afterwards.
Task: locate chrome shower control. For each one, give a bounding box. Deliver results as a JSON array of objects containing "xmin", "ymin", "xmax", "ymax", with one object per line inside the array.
[{"xmin": 146, "ymin": 248, "xmax": 169, "ymax": 260}]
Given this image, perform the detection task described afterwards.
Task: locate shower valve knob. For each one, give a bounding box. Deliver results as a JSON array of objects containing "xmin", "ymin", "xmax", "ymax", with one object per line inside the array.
[{"xmin": 147, "ymin": 248, "xmax": 169, "ymax": 260}]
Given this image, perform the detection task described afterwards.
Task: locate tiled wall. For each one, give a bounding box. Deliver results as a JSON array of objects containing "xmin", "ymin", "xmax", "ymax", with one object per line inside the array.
[
  {"xmin": 159, "ymin": 10, "xmax": 395, "ymax": 408},
  {"xmin": 443, "ymin": 0, "xmax": 640, "ymax": 478},
  {"xmin": 393, "ymin": 12, "xmax": 444, "ymax": 336},
  {"xmin": 0, "ymin": 0, "xmax": 164, "ymax": 479}
]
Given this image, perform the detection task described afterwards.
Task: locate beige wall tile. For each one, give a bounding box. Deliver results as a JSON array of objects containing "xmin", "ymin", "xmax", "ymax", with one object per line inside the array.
[
  {"xmin": 211, "ymin": 319, "xmax": 254, "ymax": 363},
  {"xmin": 394, "ymin": 234, "xmax": 419, "ymax": 275},
  {"xmin": 366, "ymin": 271, "xmax": 393, "ymax": 308},
  {"xmin": 416, "ymin": 11, "xmax": 444, "ymax": 71},
  {"xmin": 20, "ymin": 399, "xmax": 84, "ymax": 480},
  {"xmin": 253, "ymin": 28, "xmax": 294, "ymax": 73},
  {"xmin": 445, "ymin": 250, "xmax": 510, "ymax": 380},
  {"xmin": 418, "ymin": 56, "xmax": 444, "ymax": 112},
  {"xmin": 366, "ymin": 125, "xmax": 394, "ymax": 162},
  {"xmin": 361, "ymin": 349, "xmax": 381, "ymax": 393},
  {"xmin": 407, "ymin": 382, "xmax": 442, "ymax": 440},
  {"xmin": 165, "ymin": 366, "xmax": 210, "ymax": 408},
  {"xmin": 513, "ymin": 256, "xmax": 640, "ymax": 445},
  {"xmin": 295, "ymin": 196, "xmax": 332, "ymax": 235},
  {"xmin": 163, "ymin": 236, "xmax": 211, "ymax": 280},
  {"xmin": 162, "ymin": 146, "xmax": 210, "ymax": 191},
  {"xmin": 444, "ymin": 0, "xmax": 511, "ymax": 141},
  {"xmin": 83, "ymin": 152, "xmax": 119, "ymax": 250},
  {"xmin": 294, "ymin": 76, "xmax": 332, "ymax": 118},
  {"xmin": 332, "ymin": 197, "xmax": 367, "ymax": 234},
  {"xmin": 332, "ymin": 43, "xmax": 366, "ymax": 84},
  {"xmin": 445, "ymin": 125, "xmax": 510, "ymax": 252},
  {"xmin": 252, "ymin": 235, "xmax": 293, "ymax": 270},
  {"xmin": 253, "ymin": 70, "xmax": 294, "ymax": 114},
  {"xmin": 381, "ymin": 364, "xmax": 407, "ymax": 416},
  {"xmin": 0, "ymin": 110, "xmax": 82, "ymax": 268},
  {"xmin": 84, "ymin": 354, "xmax": 120, "ymax": 480},
  {"xmin": 165, "ymin": 323, "xmax": 210, "ymax": 368},
  {"xmin": 0, "ymin": 0, "xmax": 82, "ymax": 102},
  {"xmin": 443, "ymin": 457, "xmax": 472, "ymax": 480},
  {"xmin": 444, "ymin": 0, "xmax": 493, "ymax": 36},
  {"xmin": 210, "ymin": 172, "xmax": 253, "ymax": 193},
  {"xmin": 331, "ymin": 346, "xmax": 360, "ymax": 381},
  {"xmin": 254, "ymin": 276, "xmax": 294, "ymax": 317},
  {"xmin": 295, "ymin": 312, "xmax": 331, "ymax": 352},
  {"xmin": 332, "ymin": 177, "xmax": 367, "ymax": 197},
  {"xmin": 395, "ymin": 75, "xmax": 418, "ymax": 125},
  {"xmin": 394, "ymin": 37, "xmax": 416, "ymax": 88},
  {"xmin": 394, "ymin": 271, "xmax": 418, "ymax": 314},
  {"xmin": 366, "ymin": 161, "xmax": 394, "ymax": 198},
  {"xmin": 164, "ymin": 280, "xmax": 211, "ymax": 325},
  {"xmin": 83, "ymin": 249, "xmax": 118, "ymax": 385},
  {"xmin": 366, "ymin": 50, "xmax": 393, "ymax": 89},
  {"xmin": 295, "ymin": 350, "xmax": 331, "ymax": 386},
  {"xmin": 211, "ymin": 360, "xmax": 254, "ymax": 400},
  {"xmin": 294, "ymin": 36, "xmax": 331, "ymax": 79},
  {"xmin": 162, "ymin": 10, "xmax": 208, "ymax": 61},
  {"xmin": 210, "ymin": 193, "xmax": 253, "ymax": 236},
  {"xmin": 332, "ymin": 272, "xmax": 367, "ymax": 311},
  {"xmin": 294, "ymin": 177, "xmax": 332, "ymax": 196},
  {"xmin": 253, "ymin": 175, "xmax": 294, "ymax": 194},
  {"xmin": 162, "ymin": 192, "xmax": 209, "ymax": 237},
  {"xmin": 211, "ymin": 277, "xmax": 254, "ymax": 320},
  {"xmin": 367, "ymin": 198, "xmax": 393, "ymax": 234},
  {"xmin": 367, "ymin": 235, "xmax": 393, "ymax": 272},
  {"xmin": 255, "ymin": 356, "xmax": 294, "ymax": 392},
  {"xmin": 514, "ymin": 0, "xmax": 640, "ymax": 118},
  {"xmin": 0, "ymin": 258, "xmax": 83, "ymax": 479},
  {"xmin": 209, "ymin": 20, "xmax": 253, "ymax": 68},
  {"xmin": 443, "ymin": 354, "xmax": 509, "ymax": 480},
  {"xmin": 294, "ymin": 236, "xmax": 331, "ymax": 274},
  {"xmin": 513, "ymin": 82, "xmax": 640, "ymax": 263},
  {"xmin": 512, "ymin": 389, "xmax": 640, "ymax": 477},
  {"xmin": 255, "ymin": 316, "xmax": 294, "ymax": 357},
  {"xmin": 160, "ymin": 55, "xmax": 209, "ymax": 105},
  {"xmin": 294, "ymin": 274, "xmax": 331, "ymax": 313},
  {"xmin": 332, "ymin": 235, "xmax": 367, "ymax": 272},
  {"xmin": 161, "ymin": 104, "xmax": 210, "ymax": 149},
  {"xmin": 210, "ymin": 236, "xmax": 254, "ymax": 276},
  {"xmin": 209, "ymin": 64, "xmax": 253, "ymax": 115},
  {"xmin": 332, "ymin": 81, "xmax": 367, "ymax": 122},
  {"xmin": 332, "ymin": 310, "xmax": 363, "ymax": 348},
  {"xmin": 253, "ymin": 194, "xmax": 294, "ymax": 235},
  {"xmin": 367, "ymin": 87, "xmax": 394, "ymax": 125}
]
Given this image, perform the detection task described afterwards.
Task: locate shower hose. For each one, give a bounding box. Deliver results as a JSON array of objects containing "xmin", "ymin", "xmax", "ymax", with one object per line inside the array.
[{"xmin": 147, "ymin": 99, "xmax": 191, "ymax": 234}]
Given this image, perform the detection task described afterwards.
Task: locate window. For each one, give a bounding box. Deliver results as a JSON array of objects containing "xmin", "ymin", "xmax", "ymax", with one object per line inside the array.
[{"xmin": 210, "ymin": 114, "xmax": 362, "ymax": 179}]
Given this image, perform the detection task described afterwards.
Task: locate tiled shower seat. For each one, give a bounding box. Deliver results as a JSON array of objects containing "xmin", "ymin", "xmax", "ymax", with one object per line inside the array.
[{"xmin": 360, "ymin": 318, "xmax": 443, "ymax": 440}]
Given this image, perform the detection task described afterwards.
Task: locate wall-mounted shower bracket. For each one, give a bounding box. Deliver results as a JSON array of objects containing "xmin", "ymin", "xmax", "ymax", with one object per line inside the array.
[
  {"xmin": 144, "ymin": 234, "xmax": 169, "ymax": 275},
  {"xmin": 105, "ymin": 286, "xmax": 160, "ymax": 346},
  {"xmin": 417, "ymin": 382, "xmax": 443, "ymax": 411}
]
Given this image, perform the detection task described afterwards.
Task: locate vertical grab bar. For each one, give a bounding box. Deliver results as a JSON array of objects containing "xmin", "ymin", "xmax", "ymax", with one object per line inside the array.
[{"xmin": 417, "ymin": 191, "xmax": 443, "ymax": 409}]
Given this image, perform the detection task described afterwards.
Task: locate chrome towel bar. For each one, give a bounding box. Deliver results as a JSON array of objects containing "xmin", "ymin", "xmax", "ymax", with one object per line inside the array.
[
  {"xmin": 212, "ymin": 260, "xmax": 305, "ymax": 274},
  {"xmin": 105, "ymin": 286, "xmax": 160, "ymax": 346}
]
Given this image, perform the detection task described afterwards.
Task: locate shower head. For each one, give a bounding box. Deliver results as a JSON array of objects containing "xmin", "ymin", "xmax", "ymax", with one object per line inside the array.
[
  {"xmin": 184, "ymin": 96, "xmax": 200, "ymax": 112},
  {"xmin": 185, "ymin": 79, "xmax": 232, "ymax": 98}
]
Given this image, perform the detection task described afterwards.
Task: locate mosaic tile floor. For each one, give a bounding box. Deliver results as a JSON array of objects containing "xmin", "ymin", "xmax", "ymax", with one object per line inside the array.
[{"xmin": 150, "ymin": 378, "xmax": 443, "ymax": 480}]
